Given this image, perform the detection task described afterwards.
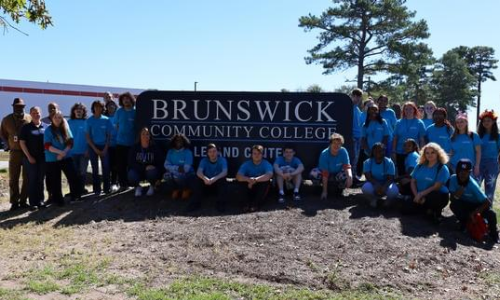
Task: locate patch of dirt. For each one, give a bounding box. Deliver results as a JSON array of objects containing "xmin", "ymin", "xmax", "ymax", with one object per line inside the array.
[{"xmin": 0, "ymin": 182, "xmax": 499, "ymax": 300}]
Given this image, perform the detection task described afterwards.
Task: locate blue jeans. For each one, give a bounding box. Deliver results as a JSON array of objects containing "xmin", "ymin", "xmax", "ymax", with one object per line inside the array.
[
  {"xmin": 23, "ymin": 157, "xmax": 45, "ymax": 206},
  {"xmin": 477, "ymin": 158, "xmax": 499, "ymax": 203},
  {"xmin": 89, "ymin": 145, "xmax": 110, "ymax": 193},
  {"xmin": 351, "ymin": 137, "xmax": 361, "ymax": 178},
  {"xmin": 128, "ymin": 167, "xmax": 159, "ymax": 186},
  {"xmin": 72, "ymin": 154, "xmax": 89, "ymax": 195}
]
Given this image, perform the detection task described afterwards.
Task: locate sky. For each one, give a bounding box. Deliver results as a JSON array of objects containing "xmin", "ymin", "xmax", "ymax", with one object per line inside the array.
[{"xmin": 1, "ymin": 0, "xmax": 499, "ymax": 125}]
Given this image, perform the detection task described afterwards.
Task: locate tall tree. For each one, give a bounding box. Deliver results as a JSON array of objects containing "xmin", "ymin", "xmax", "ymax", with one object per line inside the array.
[
  {"xmin": 299, "ymin": 0, "xmax": 430, "ymax": 89},
  {"xmin": 450, "ymin": 46, "xmax": 498, "ymax": 120},
  {"xmin": 432, "ymin": 51, "xmax": 476, "ymax": 120},
  {"xmin": 0, "ymin": 0, "xmax": 52, "ymax": 33}
]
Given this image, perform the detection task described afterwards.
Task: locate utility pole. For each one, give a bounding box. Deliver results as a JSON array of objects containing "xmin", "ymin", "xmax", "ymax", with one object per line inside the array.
[{"xmin": 194, "ymin": 81, "xmax": 198, "ymax": 92}]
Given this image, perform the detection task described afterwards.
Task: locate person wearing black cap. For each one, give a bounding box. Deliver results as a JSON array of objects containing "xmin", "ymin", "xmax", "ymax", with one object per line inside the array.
[
  {"xmin": 0, "ymin": 98, "xmax": 32, "ymax": 211},
  {"xmin": 449, "ymin": 159, "xmax": 499, "ymax": 243}
]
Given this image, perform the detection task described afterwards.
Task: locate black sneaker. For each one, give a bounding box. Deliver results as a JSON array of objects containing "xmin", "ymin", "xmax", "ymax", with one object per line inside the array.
[
  {"xmin": 432, "ymin": 212, "xmax": 444, "ymax": 225},
  {"xmin": 278, "ymin": 193, "xmax": 285, "ymax": 204},
  {"xmin": 293, "ymin": 192, "xmax": 301, "ymax": 201},
  {"xmin": 19, "ymin": 202, "xmax": 29, "ymax": 209},
  {"xmin": 9, "ymin": 203, "xmax": 20, "ymax": 211}
]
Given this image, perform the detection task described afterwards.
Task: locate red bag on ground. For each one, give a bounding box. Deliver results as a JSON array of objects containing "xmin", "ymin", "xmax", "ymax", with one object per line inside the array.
[{"xmin": 466, "ymin": 213, "xmax": 488, "ymax": 242}]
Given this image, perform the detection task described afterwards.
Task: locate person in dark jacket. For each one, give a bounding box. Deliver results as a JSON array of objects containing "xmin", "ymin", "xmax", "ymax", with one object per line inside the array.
[{"xmin": 128, "ymin": 127, "xmax": 164, "ymax": 197}]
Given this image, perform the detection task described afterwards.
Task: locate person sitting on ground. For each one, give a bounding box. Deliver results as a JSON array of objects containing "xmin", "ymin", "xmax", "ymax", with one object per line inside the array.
[
  {"xmin": 311, "ymin": 133, "xmax": 353, "ymax": 200},
  {"xmin": 403, "ymin": 142, "xmax": 450, "ymax": 224},
  {"xmin": 449, "ymin": 159, "xmax": 498, "ymax": 243},
  {"xmin": 274, "ymin": 146, "xmax": 304, "ymax": 203},
  {"xmin": 187, "ymin": 143, "xmax": 228, "ymax": 212},
  {"xmin": 236, "ymin": 145, "xmax": 273, "ymax": 212},
  {"xmin": 164, "ymin": 134, "xmax": 194, "ymax": 200},
  {"xmin": 395, "ymin": 138, "xmax": 420, "ymax": 196},
  {"xmin": 128, "ymin": 127, "xmax": 164, "ymax": 197},
  {"xmin": 361, "ymin": 143, "xmax": 399, "ymax": 208}
]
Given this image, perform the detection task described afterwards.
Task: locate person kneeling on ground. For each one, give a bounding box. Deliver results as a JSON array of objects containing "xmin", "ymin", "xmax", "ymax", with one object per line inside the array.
[
  {"xmin": 187, "ymin": 143, "xmax": 228, "ymax": 213},
  {"xmin": 274, "ymin": 146, "xmax": 304, "ymax": 203},
  {"xmin": 361, "ymin": 143, "xmax": 399, "ymax": 208},
  {"xmin": 236, "ymin": 145, "xmax": 273, "ymax": 212},
  {"xmin": 128, "ymin": 127, "xmax": 164, "ymax": 197},
  {"xmin": 311, "ymin": 133, "xmax": 353, "ymax": 200},
  {"xmin": 449, "ymin": 159, "xmax": 499, "ymax": 243},
  {"xmin": 164, "ymin": 134, "xmax": 195, "ymax": 200},
  {"xmin": 403, "ymin": 142, "xmax": 450, "ymax": 224},
  {"xmin": 395, "ymin": 139, "xmax": 420, "ymax": 197}
]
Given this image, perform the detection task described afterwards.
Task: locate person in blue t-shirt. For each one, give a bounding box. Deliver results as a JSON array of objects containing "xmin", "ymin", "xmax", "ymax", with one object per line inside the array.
[
  {"xmin": 311, "ymin": 133, "xmax": 352, "ymax": 200},
  {"xmin": 105, "ymin": 100, "xmax": 119, "ymax": 192},
  {"xmin": 403, "ymin": 142, "xmax": 450, "ymax": 223},
  {"xmin": 396, "ymin": 139, "xmax": 420, "ymax": 196},
  {"xmin": 236, "ymin": 145, "xmax": 273, "ymax": 212},
  {"xmin": 361, "ymin": 104, "xmax": 390, "ymax": 157},
  {"xmin": 476, "ymin": 110, "xmax": 500, "ymax": 203},
  {"xmin": 273, "ymin": 146, "xmax": 304, "ymax": 203},
  {"xmin": 85, "ymin": 100, "xmax": 113, "ymax": 195},
  {"xmin": 361, "ymin": 143, "xmax": 399, "ymax": 208},
  {"xmin": 449, "ymin": 112, "xmax": 481, "ymax": 175},
  {"xmin": 449, "ymin": 159, "xmax": 498, "ymax": 243},
  {"xmin": 115, "ymin": 92, "xmax": 137, "ymax": 190},
  {"xmin": 425, "ymin": 108, "xmax": 453, "ymax": 155},
  {"xmin": 392, "ymin": 102, "xmax": 426, "ymax": 176},
  {"xmin": 44, "ymin": 110, "xmax": 80, "ymax": 206},
  {"xmin": 350, "ymin": 88, "xmax": 363, "ymax": 182},
  {"xmin": 68, "ymin": 103, "xmax": 89, "ymax": 197},
  {"xmin": 128, "ymin": 127, "xmax": 164, "ymax": 198},
  {"xmin": 376, "ymin": 95, "xmax": 397, "ymax": 156},
  {"xmin": 187, "ymin": 143, "xmax": 228, "ymax": 213},
  {"xmin": 422, "ymin": 101, "xmax": 436, "ymax": 129},
  {"xmin": 164, "ymin": 134, "xmax": 195, "ymax": 200}
]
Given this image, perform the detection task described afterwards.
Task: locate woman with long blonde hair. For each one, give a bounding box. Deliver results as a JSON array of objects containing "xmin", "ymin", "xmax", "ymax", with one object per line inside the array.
[{"xmin": 403, "ymin": 142, "xmax": 450, "ymax": 223}]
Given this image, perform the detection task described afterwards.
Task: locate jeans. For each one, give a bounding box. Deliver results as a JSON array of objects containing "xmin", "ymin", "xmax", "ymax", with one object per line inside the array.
[
  {"xmin": 72, "ymin": 154, "xmax": 89, "ymax": 196},
  {"xmin": 23, "ymin": 157, "xmax": 45, "ymax": 206},
  {"xmin": 361, "ymin": 182, "xmax": 399, "ymax": 200},
  {"xmin": 477, "ymin": 158, "xmax": 499, "ymax": 203},
  {"xmin": 89, "ymin": 145, "xmax": 110, "ymax": 193},
  {"xmin": 46, "ymin": 158, "xmax": 79, "ymax": 205},
  {"xmin": 116, "ymin": 145, "xmax": 131, "ymax": 187},
  {"xmin": 127, "ymin": 166, "xmax": 159, "ymax": 186},
  {"xmin": 350, "ymin": 137, "xmax": 361, "ymax": 178}
]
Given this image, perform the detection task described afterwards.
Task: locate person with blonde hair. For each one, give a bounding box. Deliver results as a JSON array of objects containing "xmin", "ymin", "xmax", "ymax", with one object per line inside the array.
[
  {"xmin": 422, "ymin": 101, "xmax": 437, "ymax": 128},
  {"xmin": 402, "ymin": 142, "xmax": 450, "ymax": 223}
]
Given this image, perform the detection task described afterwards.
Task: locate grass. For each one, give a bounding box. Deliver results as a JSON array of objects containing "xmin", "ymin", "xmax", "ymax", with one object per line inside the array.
[
  {"xmin": 127, "ymin": 277, "xmax": 402, "ymax": 300},
  {"xmin": 0, "ymin": 287, "xmax": 29, "ymax": 300}
]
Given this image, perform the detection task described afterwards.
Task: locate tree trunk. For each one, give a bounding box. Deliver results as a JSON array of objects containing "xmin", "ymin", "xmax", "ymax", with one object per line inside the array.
[{"xmin": 476, "ymin": 79, "xmax": 482, "ymax": 125}]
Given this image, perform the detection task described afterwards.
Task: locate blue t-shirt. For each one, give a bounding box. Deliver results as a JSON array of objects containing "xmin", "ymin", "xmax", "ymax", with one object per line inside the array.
[
  {"xmin": 44, "ymin": 125, "xmax": 73, "ymax": 163},
  {"xmin": 115, "ymin": 108, "xmax": 136, "ymax": 146},
  {"xmin": 480, "ymin": 133, "xmax": 500, "ymax": 160},
  {"xmin": 165, "ymin": 148, "xmax": 194, "ymax": 169},
  {"xmin": 274, "ymin": 156, "xmax": 303, "ymax": 169},
  {"xmin": 422, "ymin": 118, "xmax": 433, "ymax": 129},
  {"xmin": 404, "ymin": 151, "xmax": 420, "ymax": 174},
  {"xmin": 360, "ymin": 111, "xmax": 367, "ymax": 127},
  {"xmin": 85, "ymin": 115, "xmax": 113, "ymax": 146},
  {"xmin": 198, "ymin": 156, "xmax": 228, "ymax": 178},
  {"xmin": 380, "ymin": 109, "xmax": 397, "ymax": 138},
  {"xmin": 318, "ymin": 147, "xmax": 350, "ymax": 174},
  {"xmin": 362, "ymin": 157, "xmax": 395, "ymax": 183},
  {"xmin": 426, "ymin": 124, "xmax": 453, "ymax": 154},
  {"xmin": 361, "ymin": 120, "xmax": 390, "ymax": 154},
  {"xmin": 411, "ymin": 163, "xmax": 450, "ymax": 193},
  {"xmin": 394, "ymin": 118, "xmax": 426, "ymax": 154},
  {"xmin": 107, "ymin": 114, "xmax": 118, "ymax": 147},
  {"xmin": 67, "ymin": 119, "xmax": 87, "ymax": 156},
  {"xmin": 449, "ymin": 175, "xmax": 487, "ymax": 204},
  {"xmin": 237, "ymin": 159, "xmax": 273, "ymax": 177},
  {"xmin": 450, "ymin": 133, "xmax": 481, "ymax": 167},
  {"xmin": 353, "ymin": 105, "xmax": 362, "ymax": 138}
]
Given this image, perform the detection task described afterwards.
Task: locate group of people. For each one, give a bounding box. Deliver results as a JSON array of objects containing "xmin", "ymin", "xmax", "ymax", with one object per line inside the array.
[{"xmin": 0, "ymin": 88, "xmax": 498, "ymax": 243}]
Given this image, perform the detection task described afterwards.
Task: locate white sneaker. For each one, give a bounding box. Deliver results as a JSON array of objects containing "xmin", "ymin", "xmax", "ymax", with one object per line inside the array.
[
  {"xmin": 111, "ymin": 184, "xmax": 119, "ymax": 193},
  {"xmin": 146, "ymin": 186, "xmax": 154, "ymax": 196},
  {"xmin": 134, "ymin": 186, "xmax": 142, "ymax": 197}
]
